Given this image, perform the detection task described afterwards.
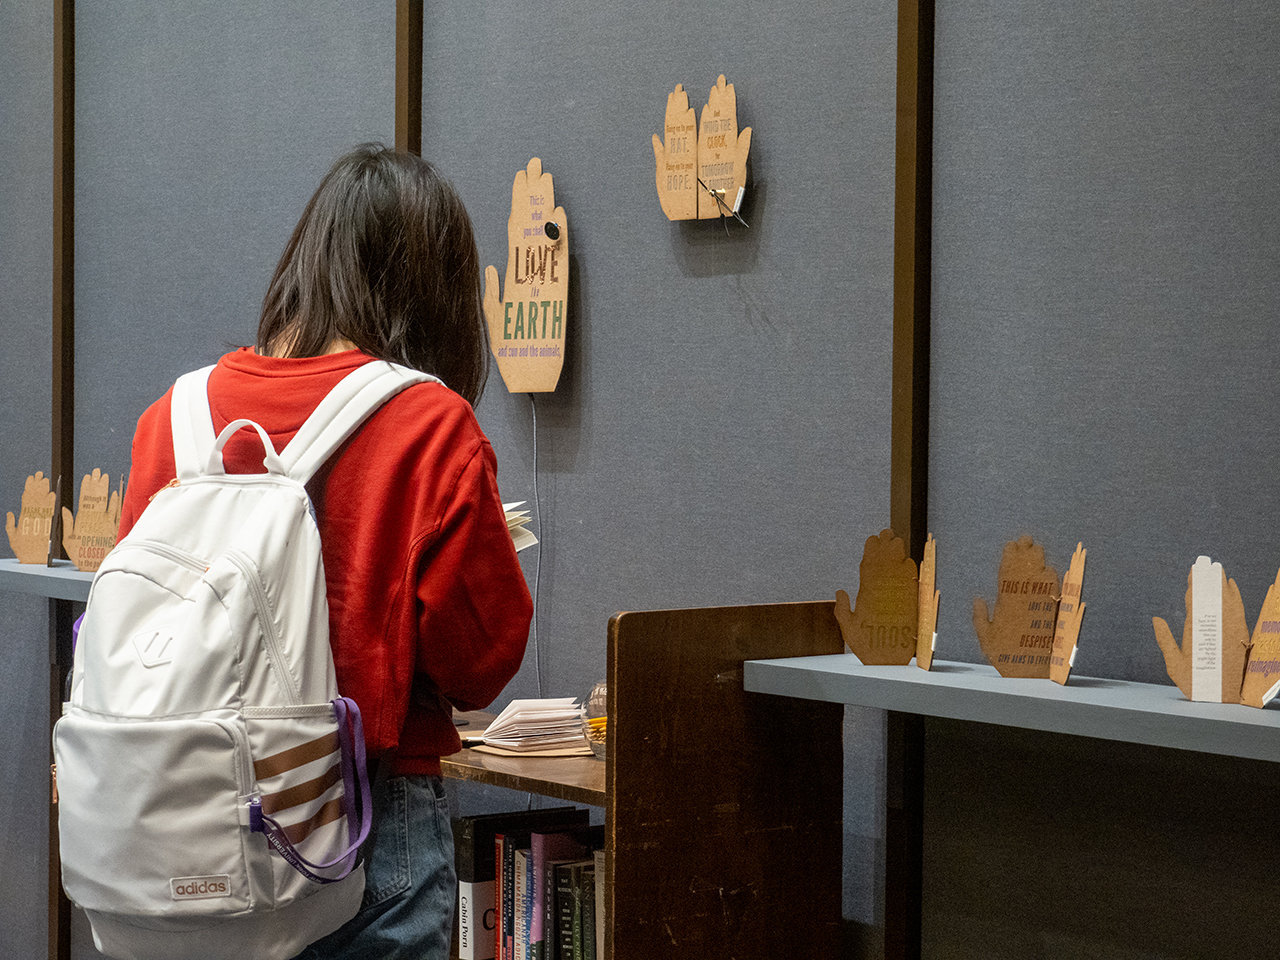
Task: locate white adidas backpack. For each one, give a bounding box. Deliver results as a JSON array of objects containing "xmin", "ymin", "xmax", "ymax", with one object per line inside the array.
[{"xmin": 53, "ymin": 359, "xmax": 436, "ymax": 960}]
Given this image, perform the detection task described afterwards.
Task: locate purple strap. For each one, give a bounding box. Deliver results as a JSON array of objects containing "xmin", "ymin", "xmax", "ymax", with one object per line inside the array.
[
  {"xmin": 249, "ymin": 696, "xmax": 374, "ymax": 884},
  {"xmin": 72, "ymin": 613, "xmax": 85, "ymax": 651}
]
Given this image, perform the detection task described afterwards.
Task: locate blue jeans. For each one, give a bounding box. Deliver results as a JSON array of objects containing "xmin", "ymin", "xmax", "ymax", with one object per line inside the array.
[{"xmin": 292, "ymin": 774, "xmax": 456, "ymax": 960}]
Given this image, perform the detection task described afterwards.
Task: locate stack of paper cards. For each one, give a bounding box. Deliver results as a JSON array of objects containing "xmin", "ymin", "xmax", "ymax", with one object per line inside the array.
[
  {"xmin": 503, "ymin": 501, "xmax": 538, "ymax": 553},
  {"xmin": 471, "ymin": 697, "xmax": 591, "ymax": 756}
]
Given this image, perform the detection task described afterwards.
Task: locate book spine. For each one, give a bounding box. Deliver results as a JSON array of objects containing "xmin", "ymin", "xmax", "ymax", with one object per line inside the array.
[
  {"xmin": 514, "ymin": 849, "xmax": 527, "ymax": 960},
  {"xmin": 581, "ymin": 866, "xmax": 596, "ymax": 960},
  {"xmin": 555, "ymin": 863, "xmax": 576, "ymax": 960},
  {"xmin": 593, "ymin": 848, "xmax": 605, "ymax": 960},
  {"xmin": 459, "ymin": 879, "xmax": 496, "ymax": 960},
  {"xmin": 504, "ymin": 836, "xmax": 517, "ymax": 960},
  {"xmin": 495, "ymin": 834, "xmax": 505, "ymax": 960},
  {"xmin": 571, "ymin": 864, "xmax": 584, "ymax": 960}
]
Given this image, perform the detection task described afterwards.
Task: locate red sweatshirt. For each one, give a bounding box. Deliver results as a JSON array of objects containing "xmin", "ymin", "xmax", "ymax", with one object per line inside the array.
[{"xmin": 118, "ymin": 347, "xmax": 532, "ymax": 776}]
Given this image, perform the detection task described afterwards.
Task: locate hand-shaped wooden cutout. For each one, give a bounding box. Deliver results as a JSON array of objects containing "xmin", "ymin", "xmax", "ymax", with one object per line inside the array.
[
  {"xmin": 5, "ymin": 471, "xmax": 57, "ymax": 564},
  {"xmin": 697, "ymin": 76, "xmax": 752, "ymax": 220},
  {"xmin": 916, "ymin": 534, "xmax": 940, "ymax": 671},
  {"xmin": 1153, "ymin": 556, "xmax": 1248, "ymax": 703},
  {"xmin": 652, "ymin": 84, "xmax": 698, "ymax": 221},
  {"xmin": 62, "ymin": 469, "xmax": 123, "ymax": 572},
  {"xmin": 483, "ymin": 158, "xmax": 569, "ymax": 393},
  {"xmin": 1241, "ymin": 567, "xmax": 1280, "ymax": 708},
  {"xmin": 835, "ymin": 529, "xmax": 919, "ymax": 665},
  {"xmin": 973, "ymin": 536, "xmax": 1060, "ymax": 678},
  {"xmin": 1049, "ymin": 543, "xmax": 1087, "ymax": 685}
]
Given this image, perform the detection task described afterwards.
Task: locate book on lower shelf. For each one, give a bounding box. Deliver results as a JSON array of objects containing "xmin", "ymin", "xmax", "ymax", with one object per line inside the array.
[{"xmin": 452, "ymin": 806, "xmax": 589, "ymax": 960}]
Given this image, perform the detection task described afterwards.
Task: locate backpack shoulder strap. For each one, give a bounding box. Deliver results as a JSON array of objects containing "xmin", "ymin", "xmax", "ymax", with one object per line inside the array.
[
  {"xmin": 170, "ymin": 365, "xmax": 218, "ymax": 480},
  {"xmin": 280, "ymin": 360, "xmax": 442, "ymax": 484}
]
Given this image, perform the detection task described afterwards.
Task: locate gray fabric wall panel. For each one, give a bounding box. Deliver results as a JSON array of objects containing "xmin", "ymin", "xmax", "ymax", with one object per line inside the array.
[
  {"xmin": 928, "ymin": 3, "xmax": 1280, "ymax": 957},
  {"xmin": 0, "ymin": 2, "xmax": 55, "ymax": 958},
  {"xmin": 425, "ymin": 0, "xmax": 897, "ymax": 693},
  {"xmin": 931, "ymin": 0, "xmax": 1280, "ymax": 685},
  {"xmin": 74, "ymin": 0, "xmax": 396, "ymax": 486},
  {"xmin": 423, "ymin": 0, "xmax": 898, "ymax": 928}
]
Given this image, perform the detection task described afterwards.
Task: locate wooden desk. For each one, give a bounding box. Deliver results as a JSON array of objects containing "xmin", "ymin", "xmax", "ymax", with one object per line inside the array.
[
  {"xmin": 442, "ymin": 602, "xmax": 846, "ymax": 960},
  {"xmin": 442, "ymin": 710, "xmax": 605, "ymax": 807}
]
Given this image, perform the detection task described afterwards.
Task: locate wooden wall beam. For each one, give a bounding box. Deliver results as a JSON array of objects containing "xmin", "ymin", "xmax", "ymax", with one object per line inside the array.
[
  {"xmin": 890, "ymin": 0, "xmax": 934, "ymax": 563},
  {"xmin": 52, "ymin": 0, "xmax": 75, "ymax": 550},
  {"xmin": 395, "ymin": 0, "xmax": 423, "ymax": 155},
  {"xmin": 50, "ymin": 3, "xmax": 76, "ymax": 958},
  {"xmin": 887, "ymin": 1, "xmax": 933, "ymax": 959}
]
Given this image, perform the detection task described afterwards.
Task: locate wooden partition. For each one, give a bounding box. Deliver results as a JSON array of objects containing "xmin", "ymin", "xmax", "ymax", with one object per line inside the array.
[{"xmin": 606, "ymin": 601, "xmax": 845, "ymax": 960}]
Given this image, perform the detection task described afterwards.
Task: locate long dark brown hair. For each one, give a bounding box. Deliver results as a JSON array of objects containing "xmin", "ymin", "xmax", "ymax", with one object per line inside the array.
[{"xmin": 257, "ymin": 144, "xmax": 489, "ymax": 406}]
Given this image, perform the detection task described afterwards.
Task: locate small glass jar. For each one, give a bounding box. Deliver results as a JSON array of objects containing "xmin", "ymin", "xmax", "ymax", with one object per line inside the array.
[{"xmin": 581, "ymin": 680, "xmax": 607, "ymax": 760}]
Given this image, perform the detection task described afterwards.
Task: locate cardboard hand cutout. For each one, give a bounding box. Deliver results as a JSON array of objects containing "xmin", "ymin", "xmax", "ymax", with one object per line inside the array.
[
  {"xmin": 62, "ymin": 469, "xmax": 123, "ymax": 572},
  {"xmin": 5, "ymin": 471, "xmax": 57, "ymax": 564},
  {"xmin": 835, "ymin": 529, "xmax": 919, "ymax": 665},
  {"xmin": 974, "ymin": 536, "xmax": 1060, "ymax": 678},
  {"xmin": 483, "ymin": 158, "xmax": 569, "ymax": 393},
  {"xmin": 916, "ymin": 534, "xmax": 939, "ymax": 671},
  {"xmin": 697, "ymin": 75, "xmax": 752, "ymax": 220},
  {"xmin": 1241, "ymin": 568, "xmax": 1280, "ymax": 708},
  {"xmin": 652, "ymin": 84, "xmax": 698, "ymax": 221},
  {"xmin": 1049, "ymin": 542, "xmax": 1087, "ymax": 685},
  {"xmin": 1153, "ymin": 557, "xmax": 1248, "ymax": 703}
]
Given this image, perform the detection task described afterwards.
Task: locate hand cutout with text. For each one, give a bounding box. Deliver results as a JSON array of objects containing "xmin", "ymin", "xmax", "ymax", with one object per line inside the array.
[
  {"xmin": 1152, "ymin": 559, "xmax": 1248, "ymax": 702},
  {"xmin": 697, "ymin": 75, "xmax": 752, "ymax": 220},
  {"xmin": 62, "ymin": 469, "xmax": 123, "ymax": 572},
  {"xmin": 483, "ymin": 158, "xmax": 569, "ymax": 393},
  {"xmin": 1241, "ymin": 567, "xmax": 1280, "ymax": 708},
  {"xmin": 973, "ymin": 536, "xmax": 1059, "ymax": 678},
  {"xmin": 5, "ymin": 471, "xmax": 57, "ymax": 564},
  {"xmin": 1049, "ymin": 542, "xmax": 1087, "ymax": 685},
  {"xmin": 916, "ymin": 534, "xmax": 940, "ymax": 671},
  {"xmin": 835, "ymin": 529, "xmax": 919, "ymax": 665},
  {"xmin": 652, "ymin": 84, "xmax": 698, "ymax": 221}
]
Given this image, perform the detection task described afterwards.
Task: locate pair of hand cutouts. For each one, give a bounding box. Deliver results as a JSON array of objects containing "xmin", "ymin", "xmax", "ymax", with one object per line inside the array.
[{"xmin": 652, "ymin": 76, "xmax": 752, "ymax": 221}]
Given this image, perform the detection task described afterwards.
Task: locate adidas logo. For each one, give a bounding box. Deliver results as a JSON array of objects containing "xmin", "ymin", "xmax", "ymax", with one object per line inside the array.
[{"xmin": 170, "ymin": 876, "xmax": 231, "ymax": 900}]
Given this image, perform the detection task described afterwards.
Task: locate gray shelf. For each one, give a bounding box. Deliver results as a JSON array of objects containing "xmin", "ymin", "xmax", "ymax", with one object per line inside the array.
[
  {"xmin": 0, "ymin": 558, "xmax": 93, "ymax": 602},
  {"xmin": 743, "ymin": 654, "xmax": 1280, "ymax": 764}
]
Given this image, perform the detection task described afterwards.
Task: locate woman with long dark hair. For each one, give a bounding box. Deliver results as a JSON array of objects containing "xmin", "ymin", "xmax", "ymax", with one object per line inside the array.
[{"xmin": 118, "ymin": 144, "xmax": 532, "ymax": 958}]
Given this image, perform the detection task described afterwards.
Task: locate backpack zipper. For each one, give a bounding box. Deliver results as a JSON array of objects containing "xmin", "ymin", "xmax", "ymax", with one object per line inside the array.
[
  {"xmin": 123, "ymin": 539, "xmax": 210, "ymax": 575},
  {"xmin": 225, "ymin": 550, "xmax": 302, "ymax": 706}
]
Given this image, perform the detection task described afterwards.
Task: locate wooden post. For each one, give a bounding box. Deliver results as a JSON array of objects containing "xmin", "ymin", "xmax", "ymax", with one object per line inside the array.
[
  {"xmin": 395, "ymin": 0, "xmax": 422, "ymax": 155},
  {"xmin": 50, "ymin": 4, "xmax": 76, "ymax": 958},
  {"xmin": 890, "ymin": 0, "xmax": 934, "ymax": 562},
  {"xmin": 887, "ymin": 1, "xmax": 933, "ymax": 958}
]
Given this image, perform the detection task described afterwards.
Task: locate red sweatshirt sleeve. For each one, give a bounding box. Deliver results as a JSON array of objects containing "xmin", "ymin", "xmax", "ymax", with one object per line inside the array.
[{"xmin": 414, "ymin": 440, "xmax": 532, "ymax": 713}]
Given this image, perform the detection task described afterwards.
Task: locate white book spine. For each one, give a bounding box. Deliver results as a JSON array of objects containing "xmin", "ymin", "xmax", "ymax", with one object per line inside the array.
[{"xmin": 459, "ymin": 879, "xmax": 496, "ymax": 960}]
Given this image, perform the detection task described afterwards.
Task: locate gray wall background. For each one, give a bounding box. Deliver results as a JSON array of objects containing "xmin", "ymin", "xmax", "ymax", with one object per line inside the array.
[
  {"xmin": 1, "ymin": 1, "xmax": 897, "ymax": 957},
  {"xmin": 926, "ymin": 1, "xmax": 1280, "ymax": 957},
  {"xmin": 0, "ymin": 3, "xmax": 56, "ymax": 959}
]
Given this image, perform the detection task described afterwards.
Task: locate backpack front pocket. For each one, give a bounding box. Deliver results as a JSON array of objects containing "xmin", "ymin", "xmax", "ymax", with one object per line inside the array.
[{"xmin": 54, "ymin": 711, "xmax": 257, "ymax": 922}]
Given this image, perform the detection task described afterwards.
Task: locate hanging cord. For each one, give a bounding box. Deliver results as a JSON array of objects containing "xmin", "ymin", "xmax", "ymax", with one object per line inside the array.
[
  {"xmin": 527, "ymin": 393, "xmax": 545, "ymax": 812},
  {"xmin": 530, "ymin": 392, "xmax": 544, "ymax": 699}
]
